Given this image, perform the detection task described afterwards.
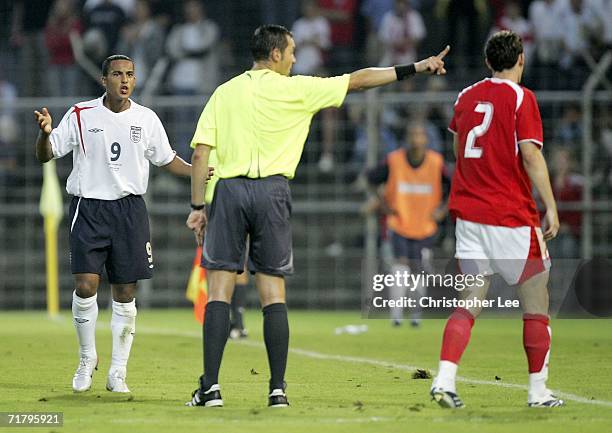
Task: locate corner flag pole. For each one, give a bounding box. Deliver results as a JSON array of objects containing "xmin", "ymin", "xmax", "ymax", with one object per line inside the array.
[{"xmin": 39, "ymin": 160, "xmax": 63, "ymax": 317}]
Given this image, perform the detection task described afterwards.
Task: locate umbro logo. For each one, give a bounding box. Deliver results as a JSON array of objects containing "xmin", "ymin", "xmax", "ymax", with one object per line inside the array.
[
  {"xmin": 74, "ymin": 318, "xmax": 89, "ymax": 324},
  {"xmin": 88, "ymin": 128, "xmax": 103, "ymax": 133}
]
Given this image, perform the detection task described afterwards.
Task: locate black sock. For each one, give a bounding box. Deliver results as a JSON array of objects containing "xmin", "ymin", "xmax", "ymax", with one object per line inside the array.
[
  {"xmin": 263, "ymin": 303, "xmax": 289, "ymax": 392},
  {"xmin": 230, "ymin": 285, "xmax": 246, "ymax": 330},
  {"xmin": 202, "ymin": 301, "xmax": 230, "ymax": 390}
]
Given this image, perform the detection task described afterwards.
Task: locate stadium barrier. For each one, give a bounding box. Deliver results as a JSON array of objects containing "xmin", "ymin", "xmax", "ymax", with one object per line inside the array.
[{"xmin": 0, "ymin": 90, "xmax": 610, "ymax": 309}]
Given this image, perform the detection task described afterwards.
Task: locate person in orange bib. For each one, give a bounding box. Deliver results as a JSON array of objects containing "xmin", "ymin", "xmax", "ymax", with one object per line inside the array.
[{"xmin": 366, "ymin": 120, "xmax": 449, "ymax": 326}]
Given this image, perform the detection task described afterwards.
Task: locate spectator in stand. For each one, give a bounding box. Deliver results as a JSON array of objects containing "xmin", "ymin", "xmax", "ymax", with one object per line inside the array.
[
  {"xmin": 84, "ymin": 0, "xmax": 136, "ymax": 18},
  {"xmin": 547, "ymin": 147, "xmax": 583, "ymax": 258},
  {"xmin": 379, "ymin": 0, "xmax": 426, "ymax": 67},
  {"xmin": 435, "ymin": 0, "xmax": 486, "ymax": 69},
  {"xmin": 0, "ymin": 71, "xmax": 18, "ymax": 204},
  {"xmin": 261, "ymin": 0, "xmax": 300, "ymax": 29},
  {"xmin": 599, "ymin": 0, "xmax": 612, "ymax": 49},
  {"xmin": 292, "ymin": 0, "xmax": 331, "ymax": 76},
  {"xmin": 361, "ymin": 0, "xmax": 394, "ymax": 32},
  {"xmin": 45, "ymin": 0, "xmax": 83, "ymax": 97},
  {"xmin": 117, "ymin": 0, "xmax": 165, "ymax": 89},
  {"xmin": 492, "ymin": 1, "xmax": 533, "ymax": 64},
  {"xmin": 166, "ymin": 0, "xmax": 220, "ymax": 160},
  {"xmin": 166, "ymin": 0, "xmax": 220, "ymax": 96},
  {"xmin": 317, "ymin": 0, "xmax": 358, "ymax": 73},
  {"xmin": 10, "ymin": 0, "xmax": 52, "ymax": 96},
  {"xmin": 0, "ymin": 73, "xmax": 17, "ymax": 121},
  {"xmin": 594, "ymin": 107, "xmax": 612, "ymax": 195},
  {"xmin": 360, "ymin": 0, "xmax": 394, "ymax": 64},
  {"xmin": 84, "ymin": 0, "xmax": 127, "ymax": 60},
  {"xmin": 557, "ymin": 105, "xmax": 582, "ymax": 147},
  {"xmin": 0, "ymin": 130, "xmax": 17, "ymax": 201},
  {"xmin": 292, "ymin": 0, "xmax": 338, "ymax": 173},
  {"xmin": 556, "ymin": 0, "xmax": 602, "ymax": 88},
  {"xmin": 347, "ymin": 104, "xmax": 398, "ymax": 171},
  {"xmin": 528, "ymin": 0, "xmax": 562, "ymax": 89},
  {"xmin": 424, "ymin": 75, "xmax": 452, "ymax": 156}
]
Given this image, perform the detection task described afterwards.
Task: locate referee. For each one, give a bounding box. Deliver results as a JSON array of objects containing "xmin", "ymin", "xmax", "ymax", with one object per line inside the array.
[{"xmin": 185, "ymin": 25, "xmax": 449, "ymax": 408}]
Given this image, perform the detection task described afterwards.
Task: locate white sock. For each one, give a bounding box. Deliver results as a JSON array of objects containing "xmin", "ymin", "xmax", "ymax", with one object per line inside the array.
[
  {"xmin": 110, "ymin": 299, "xmax": 137, "ymax": 372},
  {"xmin": 433, "ymin": 360, "xmax": 458, "ymax": 393},
  {"xmin": 72, "ymin": 291, "xmax": 98, "ymax": 360},
  {"xmin": 528, "ymin": 327, "xmax": 551, "ymax": 400},
  {"xmin": 529, "ymin": 371, "xmax": 548, "ymax": 400},
  {"xmin": 390, "ymin": 264, "xmax": 410, "ymax": 322}
]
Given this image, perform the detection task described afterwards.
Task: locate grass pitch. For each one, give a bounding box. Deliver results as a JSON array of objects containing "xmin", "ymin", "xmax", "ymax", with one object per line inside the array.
[{"xmin": 1, "ymin": 310, "xmax": 611, "ymax": 433}]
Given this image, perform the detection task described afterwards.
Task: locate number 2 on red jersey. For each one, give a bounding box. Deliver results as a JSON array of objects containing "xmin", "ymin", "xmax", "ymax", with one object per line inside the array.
[{"xmin": 464, "ymin": 102, "xmax": 494, "ymax": 159}]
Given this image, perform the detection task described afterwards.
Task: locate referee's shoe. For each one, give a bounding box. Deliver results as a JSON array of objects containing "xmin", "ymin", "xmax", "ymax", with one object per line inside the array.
[
  {"xmin": 185, "ymin": 376, "xmax": 223, "ymax": 407},
  {"xmin": 268, "ymin": 383, "xmax": 289, "ymax": 408}
]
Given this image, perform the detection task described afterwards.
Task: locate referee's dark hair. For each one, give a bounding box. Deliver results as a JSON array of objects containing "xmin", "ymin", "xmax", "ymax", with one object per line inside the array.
[
  {"xmin": 251, "ymin": 25, "xmax": 293, "ymax": 61},
  {"xmin": 485, "ymin": 31, "xmax": 523, "ymax": 72},
  {"xmin": 102, "ymin": 54, "xmax": 134, "ymax": 76}
]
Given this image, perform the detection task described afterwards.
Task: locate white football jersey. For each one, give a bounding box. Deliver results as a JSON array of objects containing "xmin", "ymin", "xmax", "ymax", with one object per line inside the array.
[{"xmin": 50, "ymin": 96, "xmax": 176, "ymax": 200}]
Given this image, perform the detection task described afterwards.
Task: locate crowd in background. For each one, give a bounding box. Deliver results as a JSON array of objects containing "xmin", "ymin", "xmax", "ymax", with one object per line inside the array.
[
  {"xmin": 0, "ymin": 0, "xmax": 610, "ymax": 98},
  {"xmin": 0, "ymin": 0, "xmax": 611, "ymax": 256}
]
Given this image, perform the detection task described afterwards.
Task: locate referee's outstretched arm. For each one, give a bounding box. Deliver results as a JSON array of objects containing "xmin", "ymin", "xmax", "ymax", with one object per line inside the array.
[{"xmin": 347, "ymin": 45, "xmax": 450, "ymax": 92}]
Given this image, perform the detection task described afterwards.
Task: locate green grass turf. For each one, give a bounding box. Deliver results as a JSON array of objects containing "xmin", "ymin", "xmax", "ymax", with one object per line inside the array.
[{"xmin": 0, "ymin": 310, "xmax": 611, "ymax": 433}]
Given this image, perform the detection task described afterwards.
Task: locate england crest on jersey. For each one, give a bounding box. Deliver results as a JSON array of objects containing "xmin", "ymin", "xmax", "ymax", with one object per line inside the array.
[{"xmin": 130, "ymin": 126, "xmax": 142, "ymax": 143}]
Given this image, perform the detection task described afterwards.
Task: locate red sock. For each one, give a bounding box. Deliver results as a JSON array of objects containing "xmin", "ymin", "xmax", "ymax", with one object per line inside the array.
[
  {"xmin": 523, "ymin": 314, "xmax": 550, "ymax": 373},
  {"xmin": 440, "ymin": 308, "xmax": 475, "ymax": 363}
]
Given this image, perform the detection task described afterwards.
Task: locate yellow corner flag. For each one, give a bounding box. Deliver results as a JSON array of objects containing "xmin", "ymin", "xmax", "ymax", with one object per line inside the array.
[
  {"xmin": 39, "ymin": 160, "xmax": 63, "ymax": 317},
  {"xmin": 186, "ymin": 246, "xmax": 208, "ymax": 324}
]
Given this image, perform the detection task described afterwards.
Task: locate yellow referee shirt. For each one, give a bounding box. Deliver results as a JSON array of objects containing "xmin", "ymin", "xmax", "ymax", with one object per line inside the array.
[
  {"xmin": 204, "ymin": 149, "xmax": 218, "ymax": 204},
  {"xmin": 190, "ymin": 69, "xmax": 350, "ymax": 179}
]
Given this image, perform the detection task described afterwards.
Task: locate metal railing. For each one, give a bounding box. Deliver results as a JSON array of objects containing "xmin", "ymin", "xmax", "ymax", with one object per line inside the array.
[{"xmin": 0, "ymin": 86, "xmax": 610, "ymax": 309}]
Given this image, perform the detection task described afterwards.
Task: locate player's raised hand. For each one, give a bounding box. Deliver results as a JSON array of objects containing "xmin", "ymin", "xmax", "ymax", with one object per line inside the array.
[
  {"xmin": 542, "ymin": 208, "xmax": 559, "ymax": 241},
  {"xmin": 415, "ymin": 45, "xmax": 450, "ymax": 75},
  {"xmin": 186, "ymin": 209, "xmax": 207, "ymax": 246},
  {"xmin": 34, "ymin": 107, "xmax": 53, "ymax": 134}
]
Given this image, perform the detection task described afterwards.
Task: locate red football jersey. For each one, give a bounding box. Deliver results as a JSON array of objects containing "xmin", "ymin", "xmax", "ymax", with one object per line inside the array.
[{"xmin": 448, "ymin": 77, "xmax": 543, "ymax": 227}]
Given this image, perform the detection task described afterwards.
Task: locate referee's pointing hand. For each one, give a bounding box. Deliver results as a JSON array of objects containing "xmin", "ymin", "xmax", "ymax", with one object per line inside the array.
[{"xmin": 415, "ymin": 45, "xmax": 450, "ymax": 75}]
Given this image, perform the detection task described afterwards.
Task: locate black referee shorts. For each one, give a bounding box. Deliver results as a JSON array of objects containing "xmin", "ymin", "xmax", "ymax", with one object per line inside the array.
[
  {"xmin": 202, "ymin": 176, "xmax": 293, "ymax": 276},
  {"xmin": 69, "ymin": 195, "xmax": 153, "ymax": 284}
]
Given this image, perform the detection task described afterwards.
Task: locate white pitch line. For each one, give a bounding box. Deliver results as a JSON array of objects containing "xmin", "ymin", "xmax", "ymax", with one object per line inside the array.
[{"xmin": 137, "ymin": 326, "xmax": 612, "ymax": 408}]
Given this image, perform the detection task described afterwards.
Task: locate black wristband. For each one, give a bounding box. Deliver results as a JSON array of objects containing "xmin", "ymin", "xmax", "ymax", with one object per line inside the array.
[
  {"xmin": 190, "ymin": 203, "xmax": 205, "ymax": 210},
  {"xmin": 394, "ymin": 63, "xmax": 417, "ymax": 81}
]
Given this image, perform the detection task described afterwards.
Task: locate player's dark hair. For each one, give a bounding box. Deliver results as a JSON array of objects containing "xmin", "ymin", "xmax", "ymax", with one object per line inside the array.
[
  {"xmin": 485, "ymin": 31, "xmax": 523, "ymax": 72},
  {"xmin": 102, "ymin": 54, "xmax": 134, "ymax": 76},
  {"xmin": 251, "ymin": 25, "xmax": 293, "ymax": 61}
]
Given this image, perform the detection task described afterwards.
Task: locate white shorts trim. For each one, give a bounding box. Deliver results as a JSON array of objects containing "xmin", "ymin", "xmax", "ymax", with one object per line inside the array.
[{"xmin": 70, "ymin": 197, "xmax": 82, "ymax": 233}]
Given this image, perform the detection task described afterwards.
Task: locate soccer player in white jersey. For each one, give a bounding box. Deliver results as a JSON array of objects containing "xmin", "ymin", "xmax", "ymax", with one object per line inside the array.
[{"xmin": 34, "ymin": 55, "xmax": 193, "ymax": 394}]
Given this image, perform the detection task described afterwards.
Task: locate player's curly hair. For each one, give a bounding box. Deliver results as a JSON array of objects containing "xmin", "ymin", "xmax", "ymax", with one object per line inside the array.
[
  {"xmin": 485, "ymin": 31, "xmax": 523, "ymax": 72},
  {"xmin": 251, "ymin": 25, "xmax": 293, "ymax": 62}
]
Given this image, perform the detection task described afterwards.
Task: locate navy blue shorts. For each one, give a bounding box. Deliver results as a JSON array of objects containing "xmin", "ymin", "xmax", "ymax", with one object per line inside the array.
[
  {"xmin": 202, "ymin": 176, "xmax": 293, "ymax": 276},
  {"xmin": 68, "ymin": 195, "xmax": 153, "ymax": 284},
  {"xmin": 389, "ymin": 230, "xmax": 435, "ymax": 272}
]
